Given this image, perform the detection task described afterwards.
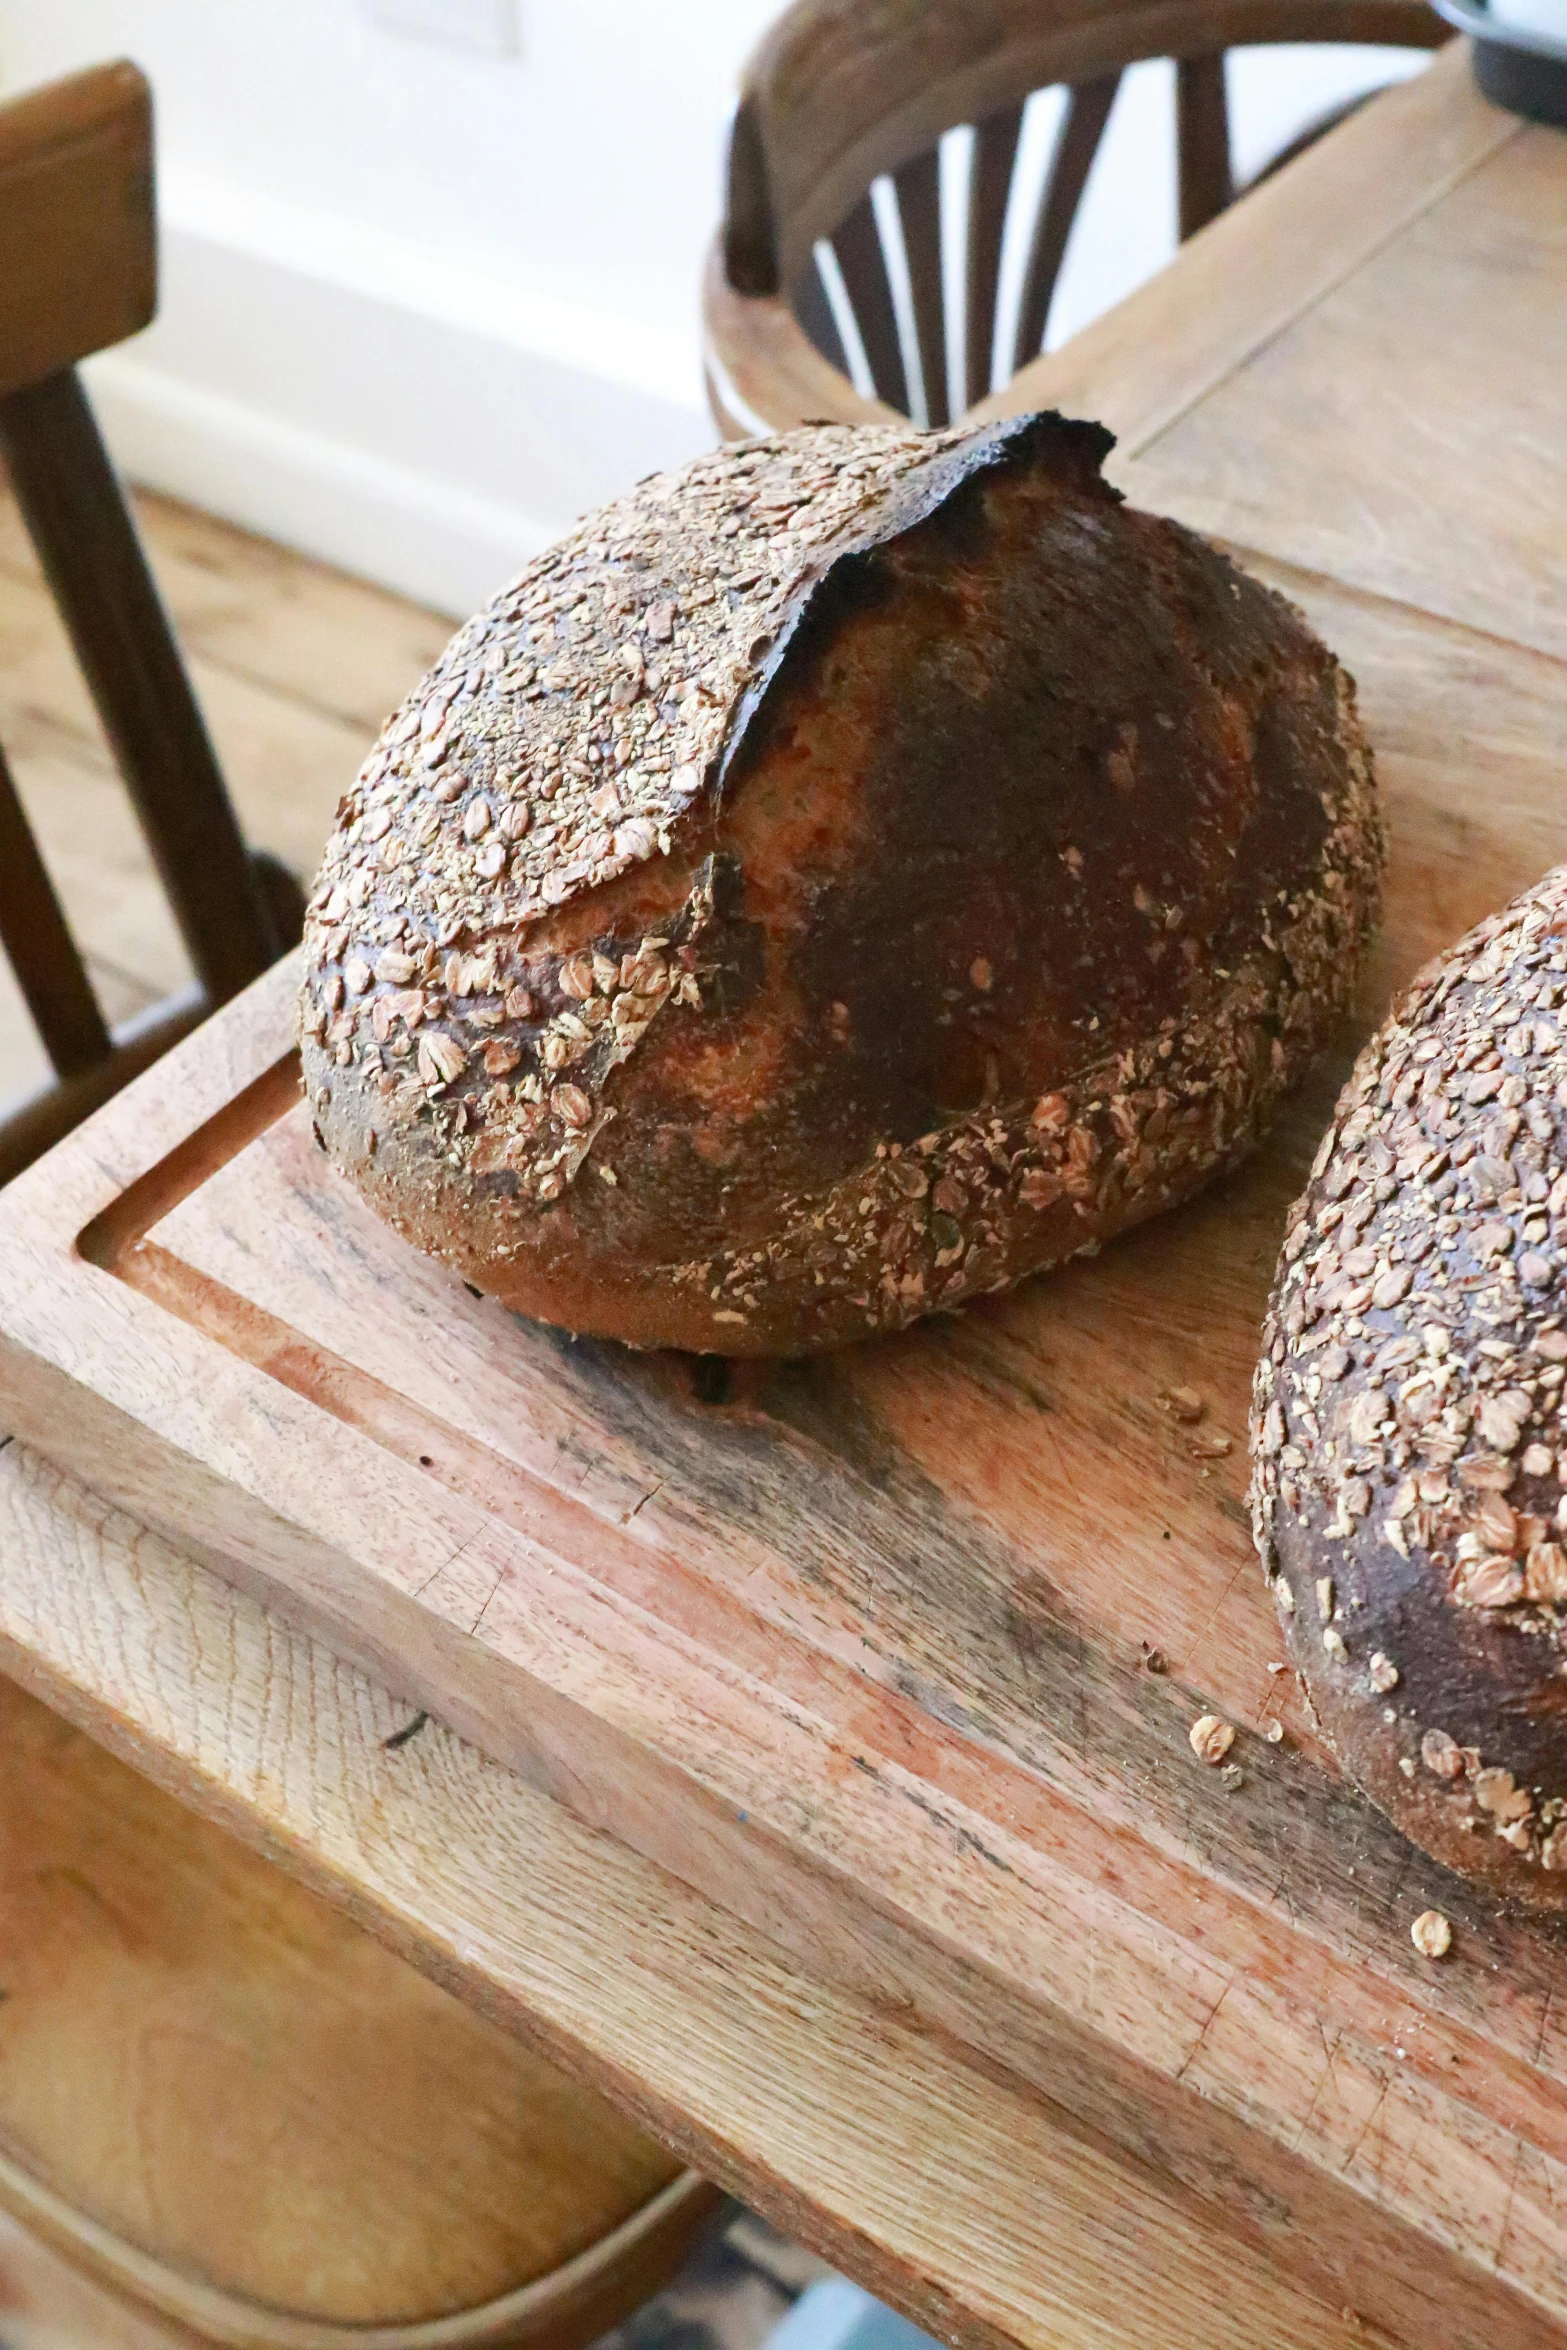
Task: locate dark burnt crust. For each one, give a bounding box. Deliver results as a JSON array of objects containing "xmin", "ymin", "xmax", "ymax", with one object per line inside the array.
[
  {"xmin": 714, "ymin": 411, "xmax": 1117, "ymax": 809},
  {"xmin": 1253, "ymin": 868, "xmax": 1567, "ymax": 1909},
  {"xmin": 299, "ymin": 414, "xmax": 1382, "ymax": 1356}
]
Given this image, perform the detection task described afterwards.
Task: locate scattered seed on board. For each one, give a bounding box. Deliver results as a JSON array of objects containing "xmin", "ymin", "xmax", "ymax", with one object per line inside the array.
[
  {"xmin": 1161, "ymin": 1386, "xmax": 1205, "ymax": 1424},
  {"xmin": 1411, "ymin": 1909, "xmax": 1453, "ymax": 1959},
  {"xmin": 1190, "ymin": 1714, "xmax": 1236, "ymax": 1764}
]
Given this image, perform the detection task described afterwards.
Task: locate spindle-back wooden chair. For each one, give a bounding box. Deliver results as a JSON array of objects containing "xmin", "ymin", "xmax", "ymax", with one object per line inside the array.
[
  {"xmin": 704, "ymin": 0, "xmax": 1447, "ymax": 438},
  {"xmin": 0, "ymin": 59, "xmax": 304, "ymax": 1186}
]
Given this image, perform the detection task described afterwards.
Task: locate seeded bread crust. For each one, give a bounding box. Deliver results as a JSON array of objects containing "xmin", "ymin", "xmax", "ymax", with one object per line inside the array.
[
  {"xmin": 1253, "ymin": 867, "xmax": 1567, "ymax": 1909},
  {"xmin": 298, "ymin": 412, "xmax": 1382, "ymax": 1356}
]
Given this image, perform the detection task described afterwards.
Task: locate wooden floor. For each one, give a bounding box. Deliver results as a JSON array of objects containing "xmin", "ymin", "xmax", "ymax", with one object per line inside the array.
[{"xmin": 0, "ymin": 482, "xmax": 454, "ymax": 1113}]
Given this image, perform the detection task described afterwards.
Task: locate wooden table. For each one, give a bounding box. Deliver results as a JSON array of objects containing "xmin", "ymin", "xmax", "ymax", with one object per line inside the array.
[{"xmin": 4, "ymin": 41, "xmax": 1566, "ymax": 2350}]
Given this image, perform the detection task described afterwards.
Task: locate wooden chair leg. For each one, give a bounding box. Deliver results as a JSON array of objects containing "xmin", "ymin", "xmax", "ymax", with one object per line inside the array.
[
  {"xmin": 0, "ymin": 371, "xmax": 286, "ymax": 1000},
  {"xmin": 0, "ymin": 743, "xmax": 110, "ymax": 1078},
  {"xmin": 1176, "ymin": 53, "xmax": 1235, "ymax": 240}
]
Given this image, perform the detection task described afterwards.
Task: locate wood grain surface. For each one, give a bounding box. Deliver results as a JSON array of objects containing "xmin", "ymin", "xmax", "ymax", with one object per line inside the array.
[
  {"xmin": 4, "ymin": 548, "xmax": 1567, "ymax": 2347},
  {"xmin": 0, "ymin": 1440, "xmax": 1404, "ymax": 2350},
  {"xmin": 1121, "ymin": 120, "xmax": 1567, "ymax": 661},
  {"xmin": 0, "ymin": 1662, "xmax": 703, "ymax": 2333},
  {"xmin": 0, "ymin": 2197, "xmax": 200, "ymax": 2350}
]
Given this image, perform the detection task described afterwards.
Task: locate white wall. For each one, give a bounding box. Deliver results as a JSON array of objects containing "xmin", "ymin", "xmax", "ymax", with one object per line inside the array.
[
  {"xmin": 0, "ymin": 0, "xmax": 776, "ymax": 612},
  {"xmin": 0, "ymin": 4, "xmax": 1426, "ymax": 617}
]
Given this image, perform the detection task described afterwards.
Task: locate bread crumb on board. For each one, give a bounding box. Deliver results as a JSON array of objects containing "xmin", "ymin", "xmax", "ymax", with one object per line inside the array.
[
  {"xmin": 1411, "ymin": 1908, "xmax": 1453, "ymax": 1959},
  {"xmin": 1159, "ymin": 1386, "xmax": 1205, "ymax": 1424},
  {"xmin": 1189, "ymin": 1714, "xmax": 1236, "ymax": 1764}
]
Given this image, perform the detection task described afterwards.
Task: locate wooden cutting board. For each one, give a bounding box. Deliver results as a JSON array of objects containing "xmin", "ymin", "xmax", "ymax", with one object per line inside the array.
[{"xmin": 4, "ymin": 544, "xmax": 1567, "ymax": 2350}]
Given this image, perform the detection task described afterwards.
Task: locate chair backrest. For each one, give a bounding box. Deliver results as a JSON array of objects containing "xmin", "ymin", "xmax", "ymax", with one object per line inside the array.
[
  {"xmin": 708, "ymin": 0, "xmax": 1447, "ymax": 432},
  {"xmin": 0, "ymin": 61, "xmax": 301, "ymax": 1186}
]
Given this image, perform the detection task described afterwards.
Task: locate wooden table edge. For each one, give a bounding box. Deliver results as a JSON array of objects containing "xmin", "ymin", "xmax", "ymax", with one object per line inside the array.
[{"xmin": 0, "ymin": 1436, "xmax": 1392, "ymax": 2350}]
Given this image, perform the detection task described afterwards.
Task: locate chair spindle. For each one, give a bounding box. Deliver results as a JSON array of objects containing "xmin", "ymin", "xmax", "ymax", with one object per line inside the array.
[
  {"xmin": 793, "ymin": 253, "xmax": 853, "ymax": 383},
  {"xmin": 0, "ymin": 746, "xmax": 110, "ymax": 1078},
  {"xmin": 832, "ymin": 190, "xmax": 910, "ymax": 413},
  {"xmin": 1176, "ymin": 53, "xmax": 1235, "ymax": 239},
  {"xmin": 892, "ymin": 146, "xmax": 948, "ymax": 425},
  {"xmin": 964, "ymin": 102, "xmax": 1024, "ymax": 408},
  {"xmin": 1012, "ymin": 73, "xmax": 1122, "ymax": 371}
]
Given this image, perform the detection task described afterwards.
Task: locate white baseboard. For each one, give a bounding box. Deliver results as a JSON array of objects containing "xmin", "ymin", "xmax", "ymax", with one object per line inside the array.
[
  {"xmin": 86, "ymin": 358, "xmax": 557, "ymax": 620},
  {"xmin": 85, "ymin": 177, "xmax": 717, "ymax": 619}
]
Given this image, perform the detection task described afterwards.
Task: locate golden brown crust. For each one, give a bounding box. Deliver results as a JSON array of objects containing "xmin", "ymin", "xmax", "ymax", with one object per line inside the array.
[
  {"xmin": 299, "ymin": 413, "xmax": 1382, "ymax": 1356},
  {"xmin": 1253, "ymin": 866, "xmax": 1567, "ymax": 1910}
]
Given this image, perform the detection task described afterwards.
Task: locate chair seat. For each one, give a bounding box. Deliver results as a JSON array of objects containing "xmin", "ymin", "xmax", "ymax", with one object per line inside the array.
[{"xmin": 0, "ymin": 1672, "xmax": 717, "ymax": 2345}]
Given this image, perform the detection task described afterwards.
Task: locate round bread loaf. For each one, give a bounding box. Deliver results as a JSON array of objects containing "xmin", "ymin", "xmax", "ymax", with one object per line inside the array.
[
  {"xmin": 298, "ymin": 412, "xmax": 1382, "ymax": 1356},
  {"xmin": 1253, "ymin": 867, "xmax": 1567, "ymax": 1907}
]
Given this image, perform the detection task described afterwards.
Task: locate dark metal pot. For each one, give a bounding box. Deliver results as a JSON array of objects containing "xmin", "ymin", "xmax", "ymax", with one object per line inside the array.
[{"xmin": 1434, "ymin": 0, "xmax": 1567, "ymax": 125}]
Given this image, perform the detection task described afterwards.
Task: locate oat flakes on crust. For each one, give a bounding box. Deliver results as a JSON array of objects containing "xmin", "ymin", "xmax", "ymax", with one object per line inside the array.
[
  {"xmin": 1253, "ymin": 865, "xmax": 1567, "ymax": 1902},
  {"xmin": 300, "ymin": 412, "xmax": 1382, "ymax": 1355}
]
